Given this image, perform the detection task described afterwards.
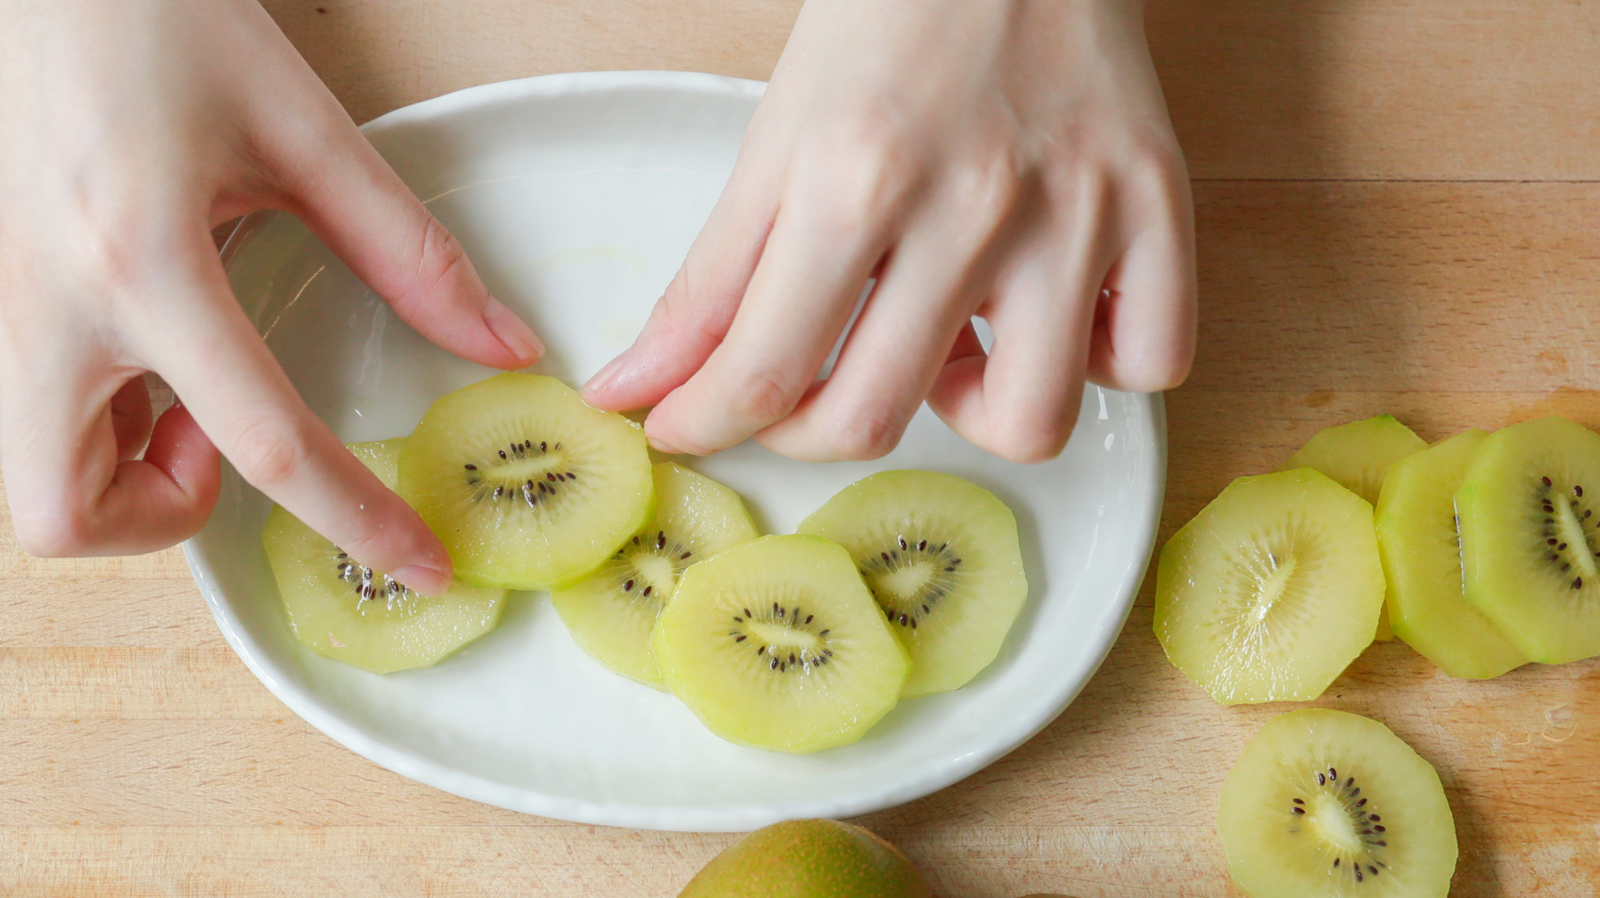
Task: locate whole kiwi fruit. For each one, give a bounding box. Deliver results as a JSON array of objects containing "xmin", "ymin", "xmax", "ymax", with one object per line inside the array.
[{"xmin": 678, "ymin": 818, "xmax": 929, "ymax": 898}]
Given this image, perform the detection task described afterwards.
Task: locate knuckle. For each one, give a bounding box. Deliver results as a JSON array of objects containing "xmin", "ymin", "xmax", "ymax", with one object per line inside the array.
[
  {"xmin": 12, "ymin": 506, "xmax": 97, "ymax": 558},
  {"xmin": 992, "ymin": 417, "xmax": 1076, "ymax": 465},
  {"xmin": 69, "ymin": 227, "xmax": 151, "ymax": 299},
  {"xmin": 225, "ymin": 415, "xmax": 308, "ymax": 489},
  {"xmin": 795, "ymin": 125, "xmax": 915, "ymax": 230},
  {"xmin": 413, "ymin": 215, "xmax": 471, "ymax": 295},
  {"xmin": 827, "ymin": 407, "xmax": 903, "ymax": 461},
  {"xmin": 1120, "ymin": 353, "xmax": 1194, "ymax": 393},
  {"xmin": 727, "ymin": 368, "xmax": 805, "ymax": 424},
  {"xmin": 1046, "ymin": 158, "xmax": 1115, "ymax": 216},
  {"xmin": 656, "ymin": 266, "xmax": 730, "ymax": 351},
  {"xmin": 949, "ymin": 156, "xmax": 1023, "ymax": 242}
]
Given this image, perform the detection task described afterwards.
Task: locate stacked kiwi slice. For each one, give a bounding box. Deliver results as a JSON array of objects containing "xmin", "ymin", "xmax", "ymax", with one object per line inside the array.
[
  {"xmin": 1157, "ymin": 412, "xmax": 1600, "ymax": 704},
  {"xmin": 550, "ymin": 461, "xmax": 761, "ymax": 688},
  {"xmin": 259, "ymin": 373, "xmax": 1030, "ymax": 752}
]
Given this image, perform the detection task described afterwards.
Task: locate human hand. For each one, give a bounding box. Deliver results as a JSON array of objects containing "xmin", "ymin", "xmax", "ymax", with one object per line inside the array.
[
  {"xmin": 583, "ymin": 0, "xmax": 1195, "ymax": 463},
  {"xmin": 0, "ymin": 0, "xmax": 542, "ymax": 593}
]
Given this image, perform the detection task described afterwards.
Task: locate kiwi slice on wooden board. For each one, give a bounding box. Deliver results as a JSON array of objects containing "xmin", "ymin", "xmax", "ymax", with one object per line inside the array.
[
  {"xmin": 551, "ymin": 462, "xmax": 760, "ymax": 688},
  {"xmin": 1457, "ymin": 415, "xmax": 1600, "ymax": 664},
  {"xmin": 1154, "ymin": 468, "xmax": 1385, "ymax": 704},
  {"xmin": 262, "ymin": 439, "xmax": 507, "ymax": 674},
  {"xmin": 1374, "ymin": 429, "xmax": 1526, "ymax": 679},
  {"xmin": 797, "ymin": 470, "xmax": 1027, "ymax": 696},
  {"xmin": 1281, "ymin": 415, "xmax": 1428, "ymax": 505},
  {"xmin": 654, "ymin": 535, "xmax": 909, "ymax": 753},
  {"xmin": 1218, "ymin": 709, "xmax": 1457, "ymax": 898},
  {"xmin": 1282, "ymin": 415, "xmax": 1427, "ymax": 641},
  {"xmin": 399, "ymin": 373, "xmax": 653, "ymax": 590}
]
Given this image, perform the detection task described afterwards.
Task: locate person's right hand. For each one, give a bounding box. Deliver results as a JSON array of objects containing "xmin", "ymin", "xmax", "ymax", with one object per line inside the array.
[{"xmin": 0, "ymin": 0, "xmax": 543, "ymax": 594}]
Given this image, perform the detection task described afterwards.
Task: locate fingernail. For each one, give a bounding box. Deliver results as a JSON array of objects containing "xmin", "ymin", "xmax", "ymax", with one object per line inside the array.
[
  {"xmin": 391, "ymin": 563, "xmax": 451, "ymax": 597},
  {"xmin": 483, "ymin": 298, "xmax": 544, "ymax": 363},
  {"xmin": 582, "ymin": 351, "xmax": 631, "ymax": 399}
]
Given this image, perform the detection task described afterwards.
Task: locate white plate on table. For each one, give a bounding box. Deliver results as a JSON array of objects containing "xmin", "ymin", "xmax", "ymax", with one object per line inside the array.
[{"xmin": 186, "ymin": 71, "xmax": 1166, "ymax": 832}]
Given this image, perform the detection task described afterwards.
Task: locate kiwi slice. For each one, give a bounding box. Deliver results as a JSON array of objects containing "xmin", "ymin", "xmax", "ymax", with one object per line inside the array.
[
  {"xmin": 262, "ymin": 439, "xmax": 507, "ymax": 674},
  {"xmin": 551, "ymin": 462, "xmax": 760, "ymax": 688},
  {"xmin": 1281, "ymin": 415, "xmax": 1428, "ymax": 505},
  {"xmin": 1375, "ymin": 429, "xmax": 1526, "ymax": 679},
  {"xmin": 1154, "ymin": 468, "xmax": 1385, "ymax": 704},
  {"xmin": 398, "ymin": 373, "xmax": 653, "ymax": 589},
  {"xmin": 653, "ymin": 535, "xmax": 909, "ymax": 753},
  {"xmin": 797, "ymin": 470, "xmax": 1027, "ymax": 697},
  {"xmin": 1457, "ymin": 415, "xmax": 1600, "ymax": 664},
  {"xmin": 1218, "ymin": 709, "xmax": 1457, "ymax": 897},
  {"xmin": 1282, "ymin": 415, "xmax": 1427, "ymax": 641}
]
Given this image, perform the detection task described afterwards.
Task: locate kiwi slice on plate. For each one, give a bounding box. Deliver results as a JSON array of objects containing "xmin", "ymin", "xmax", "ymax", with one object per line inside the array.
[
  {"xmin": 551, "ymin": 462, "xmax": 760, "ymax": 688},
  {"xmin": 1457, "ymin": 415, "xmax": 1600, "ymax": 664},
  {"xmin": 262, "ymin": 439, "xmax": 507, "ymax": 674},
  {"xmin": 797, "ymin": 470, "xmax": 1027, "ymax": 697},
  {"xmin": 399, "ymin": 373, "xmax": 653, "ymax": 589},
  {"xmin": 1155, "ymin": 468, "xmax": 1384, "ymax": 704},
  {"xmin": 653, "ymin": 535, "xmax": 909, "ymax": 753},
  {"xmin": 1375, "ymin": 429, "xmax": 1525, "ymax": 679},
  {"xmin": 1283, "ymin": 415, "xmax": 1427, "ymax": 641},
  {"xmin": 1218, "ymin": 709, "xmax": 1457, "ymax": 897}
]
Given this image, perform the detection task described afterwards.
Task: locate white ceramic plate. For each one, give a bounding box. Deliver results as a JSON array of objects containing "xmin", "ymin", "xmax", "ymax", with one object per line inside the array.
[{"xmin": 188, "ymin": 71, "xmax": 1165, "ymax": 832}]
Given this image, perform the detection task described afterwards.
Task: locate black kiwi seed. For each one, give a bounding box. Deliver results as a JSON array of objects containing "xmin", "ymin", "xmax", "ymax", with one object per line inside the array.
[
  {"xmin": 1535, "ymin": 477, "xmax": 1600, "ymax": 585},
  {"xmin": 331, "ymin": 547, "xmax": 411, "ymax": 612},
  {"xmin": 464, "ymin": 438, "xmax": 580, "ymax": 508},
  {"xmin": 725, "ymin": 595, "xmax": 836, "ymax": 675},
  {"xmin": 1293, "ymin": 766, "xmax": 1390, "ymax": 883},
  {"xmin": 860, "ymin": 534, "xmax": 963, "ymax": 630},
  {"xmin": 611, "ymin": 528, "xmax": 701, "ymax": 600}
]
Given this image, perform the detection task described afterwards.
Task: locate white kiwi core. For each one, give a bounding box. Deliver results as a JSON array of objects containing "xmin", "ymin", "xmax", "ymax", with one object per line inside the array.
[{"xmin": 746, "ymin": 621, "xmax": 822, "ymax": 654}]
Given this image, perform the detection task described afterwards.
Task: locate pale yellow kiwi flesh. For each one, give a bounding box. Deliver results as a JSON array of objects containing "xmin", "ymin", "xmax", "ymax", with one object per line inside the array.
[
  {"xmin": 1154, "ymin": 468, "xmax": 1384, "ymax": 704},
  {"xmin": 398, "ymin": 373, "xmax": 654, "ymax": 590},
  {"xmin": 1375, "ymin": 429, "xmax": 1525, "ymax": 679},
  {"xmin": 1457, "ymin": 415, "xmax": 1600, "ymax": 664},
  {"xmin": 798, "ymin": 470, "xmax": 1027, "ymax": 697},
  {"xmin": 262, "ymin": 439, "xmax": 507, "ymax": 674},
  {"xmin": 551, "ymin": 462, "xmax": 760, "ymax": 688},
  {"xmin": 1218, "ymin": 709, "xmax": 1457, "ymax": 898},
  {"xmin": 654, "ymin": 535, "xmax": 909, "ymax": 753},
  {"xmin": 1282, "ymin": 414, "xmax": 1427, "ymax": 641}
]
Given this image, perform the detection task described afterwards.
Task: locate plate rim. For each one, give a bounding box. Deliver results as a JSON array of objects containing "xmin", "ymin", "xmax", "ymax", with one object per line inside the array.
[{"xmin": 191, "ymin": 69, "xmax": 1167, "ymax": 832}]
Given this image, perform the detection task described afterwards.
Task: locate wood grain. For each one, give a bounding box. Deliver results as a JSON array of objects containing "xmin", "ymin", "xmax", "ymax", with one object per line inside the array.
[{"xmin": 4, "ymin": 0, "xmax": 1600, "ymax": 895}]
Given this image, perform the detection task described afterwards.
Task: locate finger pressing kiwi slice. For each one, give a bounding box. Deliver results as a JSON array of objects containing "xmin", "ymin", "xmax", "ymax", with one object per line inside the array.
[
  {"xmin": 798, "ymin": 470, "xmax": 1027, "ymax": 697},
  {"xmin": 1218, "ymin": 709, "xmax": 1457, "ymax": 898},
  {"xmin": 1457, "ymin": 415, "xmax": 1600, "ymax": 664},
  {"xmin": 1282, "ymin": 415, "xmax": 1427, "ymax": 642},
  {"xmin": 1374, "ymin": 429, "xmax": 1526, "ymax": 679},
  {"xmin": 262, "ymin": 439, "xmax": 508, "ymax": 674},
  {"xmin": 1155, "ymin": 468, "xmax": 1385, "ymax": 704},
  {"xmin": 399, "ymin": 373, "xmax": 654, "ymax": 590},
  {"xmin": 654, "ymin": 535, "xmax": 909, "ymax": 753},
  {"xmin": 552, "ymin": 462, "xmax": 760, "ymax": 688}
]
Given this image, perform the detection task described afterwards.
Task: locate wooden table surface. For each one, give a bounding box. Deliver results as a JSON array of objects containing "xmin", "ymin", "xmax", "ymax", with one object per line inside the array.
[{"xmin": 5, "ymin": 1, "xmax": 1600, "ymax": 895}]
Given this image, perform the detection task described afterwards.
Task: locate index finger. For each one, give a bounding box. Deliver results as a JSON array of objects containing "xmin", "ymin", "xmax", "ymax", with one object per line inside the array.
[{"xmin": 146, "ymin": 255, "xmax": 453, "ymax": 594}]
